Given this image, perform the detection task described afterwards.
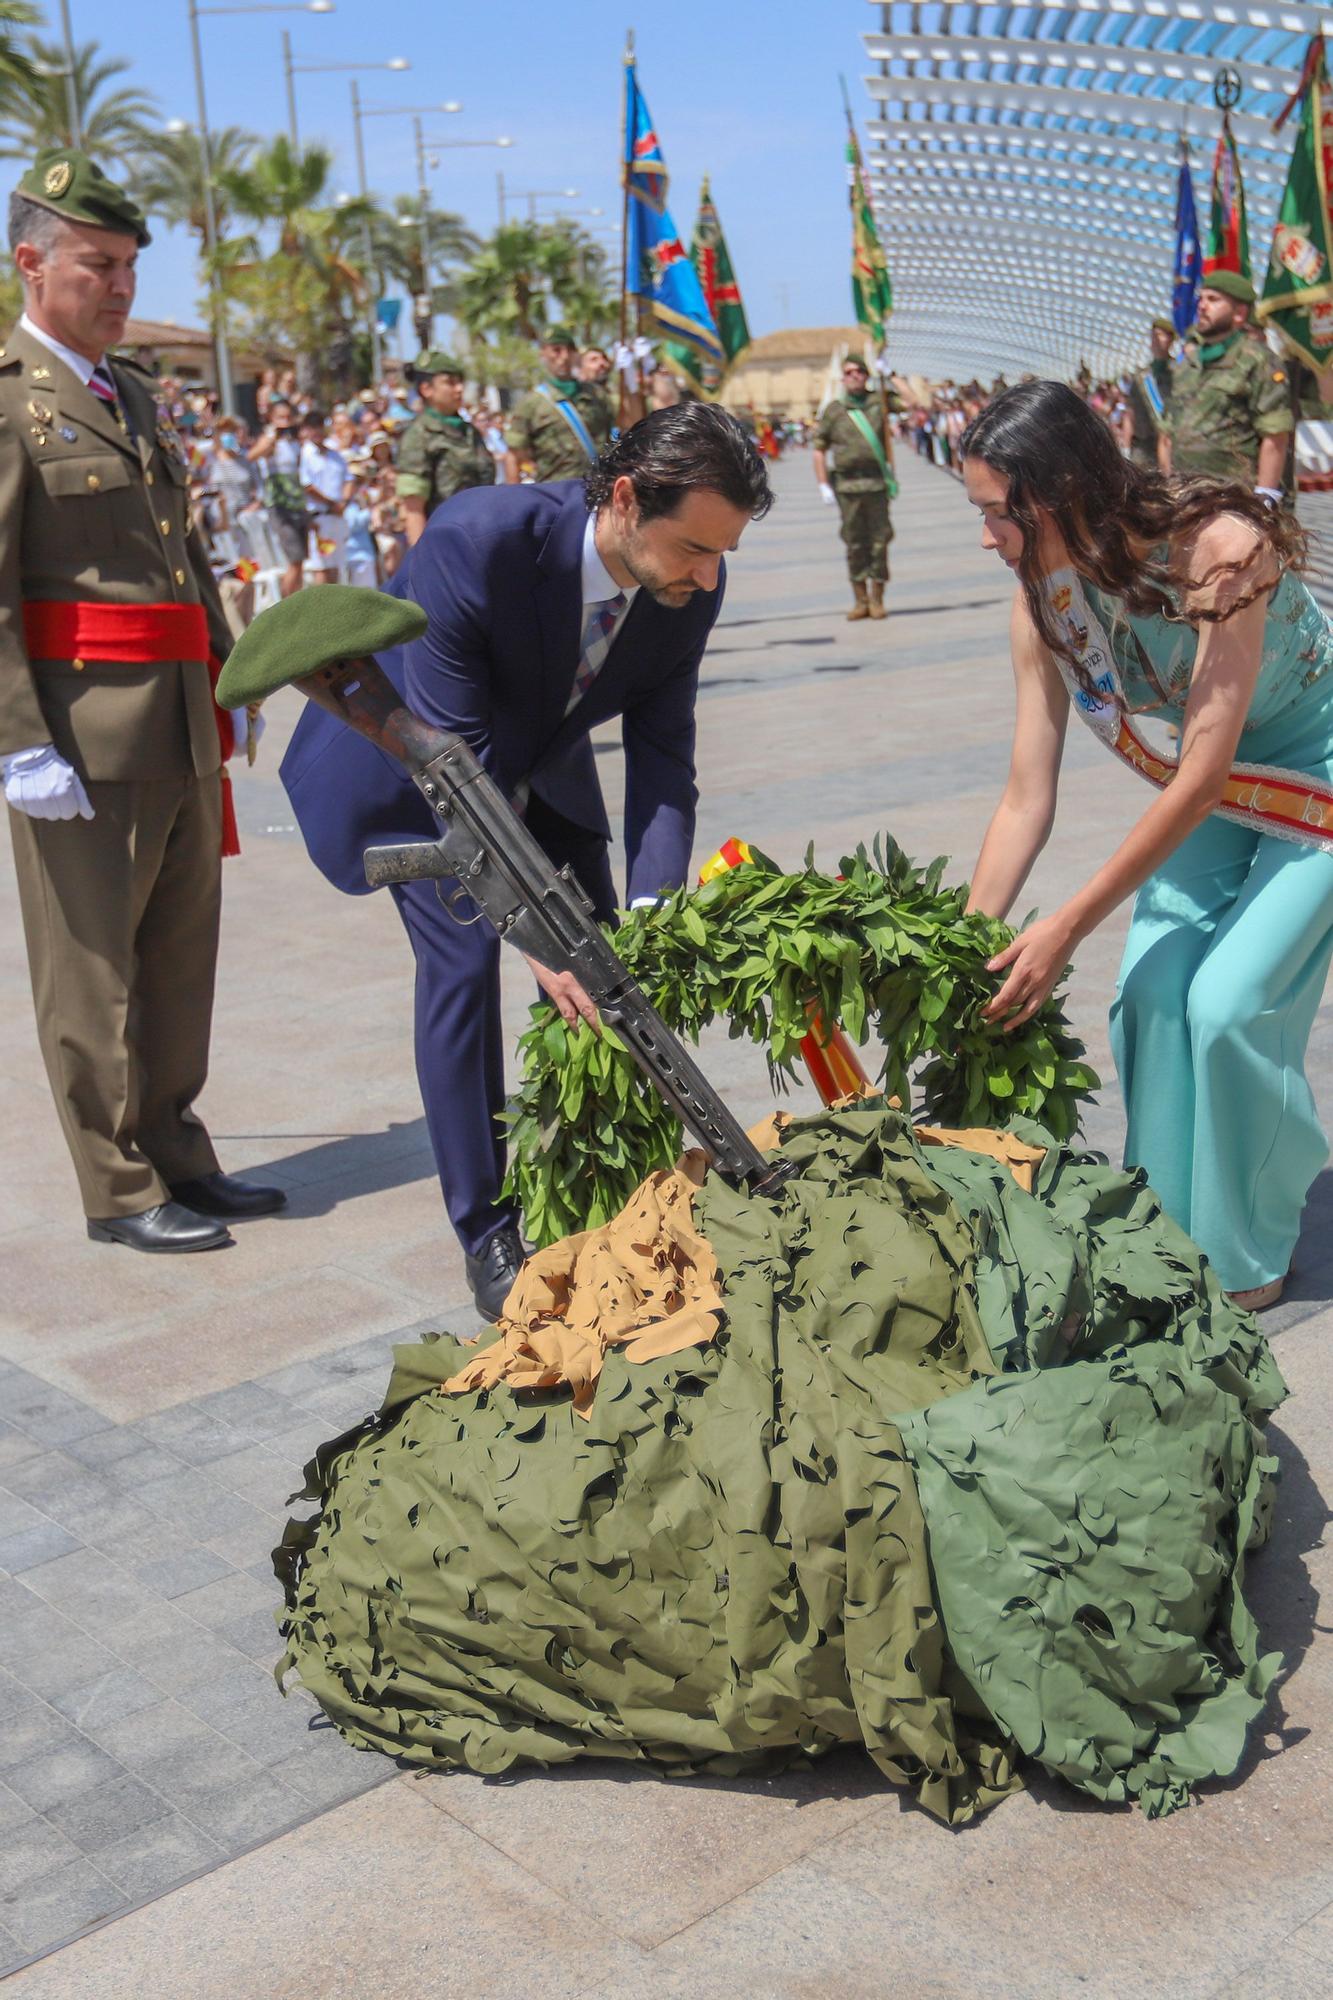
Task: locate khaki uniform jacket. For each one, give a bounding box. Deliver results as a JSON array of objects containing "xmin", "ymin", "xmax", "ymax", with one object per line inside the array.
[
  {"xmin": 815, "ymin": 397, "xmax": 892, "ymax": 494},
  {"xmin": 505, "ymin": 380, "xmax": 613, "ymax": 481},
  {"xmin": 0, "ymin": 321, "xmax": 232, "ymax": 781}
]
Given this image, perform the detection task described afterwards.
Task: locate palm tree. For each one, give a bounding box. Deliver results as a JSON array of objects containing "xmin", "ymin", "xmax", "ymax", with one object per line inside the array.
[
  {"xmin": 452, "ymin": 219, "xmax": 617, "ymax": 347},
  {"xmin": 369, "ymin": 192, "xmax": 478, "ymax": 302},
  {"xmin": 0, "ymin": 36, "xmax": 159, "ymax": 165},
  {"xmin": 0, "ymin": 3, "xmax": 41, "ymax": 98},
  {"xmin": 134, "ymin": 125, "xmax": 257, "ymax": 246},
  {"xmin": 217, "ymin": 133, "xmax": 336, "ymax": 256}
]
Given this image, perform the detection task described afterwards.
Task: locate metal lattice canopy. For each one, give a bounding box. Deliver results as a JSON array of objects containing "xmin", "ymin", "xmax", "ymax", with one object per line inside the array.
[{"xmin": 862, "ymin": 1, "xmax": 1324, "ymax": 382}]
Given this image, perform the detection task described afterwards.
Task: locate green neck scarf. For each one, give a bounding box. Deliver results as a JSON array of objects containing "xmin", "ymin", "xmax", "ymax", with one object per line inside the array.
[
  {"xmin": 844, "ymin": 387, "xmax": 870, "ymax": 406},
  {"xmin": 545, "ymin": 375, "xmax": 581, "ymax": 398},
  {"xmin": 1198, "ymin": 330, "xmax": 1241, "ymax": 367}
]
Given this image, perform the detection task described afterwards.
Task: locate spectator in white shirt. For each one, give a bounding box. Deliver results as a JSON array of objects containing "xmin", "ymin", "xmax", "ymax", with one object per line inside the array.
[{"xmin": 298, "ymin": 408, "xmax": 351, "ymax": 584}]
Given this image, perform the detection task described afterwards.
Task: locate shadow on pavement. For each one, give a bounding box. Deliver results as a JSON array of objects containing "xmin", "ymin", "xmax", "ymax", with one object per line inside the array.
[{"xmin": 215, "ymin": 1117, "xmax": 435, "ymax": 1214}]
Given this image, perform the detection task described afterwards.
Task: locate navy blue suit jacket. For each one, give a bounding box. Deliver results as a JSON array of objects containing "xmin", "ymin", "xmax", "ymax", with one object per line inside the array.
[{"xmin": 280, "ymin": 480, "xmax": 723, "ymax": 901}]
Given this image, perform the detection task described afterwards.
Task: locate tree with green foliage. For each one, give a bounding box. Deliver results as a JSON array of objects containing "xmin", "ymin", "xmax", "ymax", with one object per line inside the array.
[
  {"xmin": 134, "ymin": 124, "xmax": 256, "ymax": 245},
  {"xmin": 451, "ymin": 218, "xmax": 617, "ymax": 352},
  {"xmin": 0, "ymin": 34, "xmax": 158, "ymax": 165}
]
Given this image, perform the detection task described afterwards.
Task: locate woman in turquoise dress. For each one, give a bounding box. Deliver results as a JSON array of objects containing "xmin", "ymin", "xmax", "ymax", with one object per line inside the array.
[{"xmin": 960, "ymin": 379, "xmax": 1333, "ymax": 1308}]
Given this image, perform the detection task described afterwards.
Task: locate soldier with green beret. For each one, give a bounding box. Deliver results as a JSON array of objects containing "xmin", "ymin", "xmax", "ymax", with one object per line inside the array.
[
  {"xmin": 1120, "ymin": 315, "xmax": 1175, "ymax": 469},
  {"xmin": 0, "ymin": 148, "xmax": 283, "ymax": 1251},
  {"xmin": 396, "ymin": 349, "xmax": 494, "ymax": 547},
  {"xmin": 1163, "ymin": 272, "xmax": 1293, "ymax": 494},
  {"xmin": 504, "ymin": 324, "xmax": 613, "ymax": 484},
  {"xmin": 813, "ymin": 353, "xmax": 896, "ymax": 620}
]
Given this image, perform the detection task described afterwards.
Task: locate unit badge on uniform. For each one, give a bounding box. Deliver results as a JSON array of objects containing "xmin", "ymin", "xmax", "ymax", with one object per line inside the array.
[
  {"xmin": 59, "ymin": 425, "xmax": 77, "ymax": 442},
  {"xmin": 27, "ymin": 398, "xmax": 52, "ymax": 424},
  {"xmin": 43, "ymin": 160, "xmax": 72, "ymax": 197}
]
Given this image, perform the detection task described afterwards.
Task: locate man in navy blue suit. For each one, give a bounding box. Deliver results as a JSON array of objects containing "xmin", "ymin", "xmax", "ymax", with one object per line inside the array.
[{"xmin": 281, "ymin": 404, "xmax": 773, "ymax": 1316}]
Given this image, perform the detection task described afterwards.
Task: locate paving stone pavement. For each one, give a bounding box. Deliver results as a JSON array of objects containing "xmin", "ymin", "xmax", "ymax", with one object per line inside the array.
[{"xmin": 1, "ymin": 450, "xmax": 1330, "ymax": 1995}]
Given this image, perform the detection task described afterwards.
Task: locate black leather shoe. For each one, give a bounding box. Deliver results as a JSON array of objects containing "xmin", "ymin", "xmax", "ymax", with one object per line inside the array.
[
  {"xmin": 168, "ymin": 1172, "xmax": 288, "ymax": 1219},
  {"xmin": 87, "ymin": 1202, "xmax": 233, "ymax": 1254},
  {"xmin": 464, "ymin": 1224, "xmax": 526, "ymax": 1321}
]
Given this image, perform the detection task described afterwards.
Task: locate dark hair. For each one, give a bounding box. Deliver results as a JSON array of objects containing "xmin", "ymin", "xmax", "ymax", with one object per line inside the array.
[
  {"xmin": 960, "ymin": 379, "xmax": 1305, "ymax": 671},
  {"xmin": 584, "ymin": 402, "xmax": 774, "ymax": 523},
  {"xmin": 300, "ymin": 407, "xmax": 325, "ymax": 428}
]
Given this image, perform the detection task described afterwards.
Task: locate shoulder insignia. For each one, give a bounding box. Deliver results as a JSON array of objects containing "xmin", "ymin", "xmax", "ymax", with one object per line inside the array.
[{"xmin": 30, "ymin": 364, "xmax": 52, "ymax": 380}]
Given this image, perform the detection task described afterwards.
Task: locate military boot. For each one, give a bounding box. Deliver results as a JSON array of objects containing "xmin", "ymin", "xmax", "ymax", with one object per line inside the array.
[
  {"xmin": 846, "ymin": 581, "xmax": 870, "ymax": 621},
  {"xmin": 868, "ymin": 579, "xmax": 888, "ymax": 620}
]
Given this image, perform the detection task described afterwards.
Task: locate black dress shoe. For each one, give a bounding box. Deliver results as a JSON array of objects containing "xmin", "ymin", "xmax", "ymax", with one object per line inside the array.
[
  {"xmin": 464, "ymin": 1223, "xmax": 526, "ymax": 1321},
  {"xmin": 168, "ymin": 1172, "xmax": 288, "ymax": 1219},
  {"xmin": 87, "ymin": 1202, "xmax": 233, "ymax": 1254}
]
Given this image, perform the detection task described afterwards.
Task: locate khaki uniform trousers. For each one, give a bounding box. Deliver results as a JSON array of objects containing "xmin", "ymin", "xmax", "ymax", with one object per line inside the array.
[
  {"xmin": 835, "ymin": 485, "xmax": 892, "ymax": 583},
  {"xmin": 8, "ymin": 771, "xmax": 222, "ymax": 1217}
]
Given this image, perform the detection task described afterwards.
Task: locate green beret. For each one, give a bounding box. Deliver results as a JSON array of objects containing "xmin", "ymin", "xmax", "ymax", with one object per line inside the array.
[
  {"xmin": 1151, "ymin": 315, "xmax": 1175, "ymax": 337},
  {"xmin": 15, "ymin": 148, "xmax": 150, "ymax": 247},
  {"xmin": 541, "ymin": 324, "xmax": 576, "ymax": 346},
  {"xmin": 409, "ymin": 348, "xmax": 464, "ymax": 381},
  {"xmin": 1200, "ymin": 268, "xmax": 1256, "ymax": 306},
  {"xmin": 215, "ymin": 585, "xmax": 428, "ymax": 708}
]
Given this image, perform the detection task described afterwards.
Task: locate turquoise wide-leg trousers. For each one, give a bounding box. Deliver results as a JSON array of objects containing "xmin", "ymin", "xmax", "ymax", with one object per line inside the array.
[{"xmin": 1110, "ymin": 814, "xmax": 1333, "ymax": 1292}]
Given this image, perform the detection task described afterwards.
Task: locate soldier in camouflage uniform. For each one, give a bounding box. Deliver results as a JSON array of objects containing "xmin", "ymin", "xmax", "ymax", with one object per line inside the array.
[
  {"xmin": 504, "ymin": 325, "xmax": 613, "ymax": 484},
  {"xmin": 395, "ymin": 351, "xmax": 494, "ymax": 547},
  {"xmin": 1121, "ymin": 316, "xmax": 1175, "ymax": 468},
  {"xmin": 813, "ymin": 355, "xmax": 894, "ymax": 620},
  {"xmin": 1163, "ymin": 272, "xmax": 1293, "ymax": 494}
]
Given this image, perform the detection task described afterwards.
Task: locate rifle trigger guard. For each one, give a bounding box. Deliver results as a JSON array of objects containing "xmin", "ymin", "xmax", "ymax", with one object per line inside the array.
[{"xmin": 436, "ymin": 881, "xmax": 485, "ymax": 926}]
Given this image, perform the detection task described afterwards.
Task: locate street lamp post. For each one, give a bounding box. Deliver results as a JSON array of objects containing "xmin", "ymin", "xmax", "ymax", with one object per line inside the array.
[
  {"xmin": 414, "ymin": 135, "xmax": 514, "ymax": 347},
  {"xmin": 185, "ymin": 0, "xmax": 334, "ymax": 413},
  {"xmin": 517, "ymin": 187, "xmax": 580, "ymax": 222},
  {"xmin": 282, "ymin": 45, "xmax": 409, "ymax": 149},
  {"xmin": 57, "ymin": 0, "xmax": 81, "ymax": 146}
]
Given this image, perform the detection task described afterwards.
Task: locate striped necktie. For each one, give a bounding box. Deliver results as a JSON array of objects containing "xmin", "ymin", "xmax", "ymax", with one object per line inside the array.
[
  {"xmin": 88, "ymin": 362, "xmax": 126, "ymax": 429},
  {"xmin": 564, "ymin": 591, "xmax": 627, "ymax": 716}
]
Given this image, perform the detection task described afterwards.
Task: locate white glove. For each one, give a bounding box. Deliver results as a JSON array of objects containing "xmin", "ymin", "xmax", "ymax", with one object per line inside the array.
[
  {"xmin": 2, "ymin": 745, "xmax": 94, "ymax": 821},
  {"xmin": 819, "ymin": 482, "xmax": 836, "ymax": 505},
  {"xmin": 228, "ymin": 706, "xmax": 265, "ymax": 758},
  {"xmin": 1255, "ymin": 486, "xmax": 1284, "ymax": 509}
]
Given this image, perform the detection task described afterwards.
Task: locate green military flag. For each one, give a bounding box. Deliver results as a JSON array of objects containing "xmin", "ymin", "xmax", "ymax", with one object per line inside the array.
[
  {"xmin": 1203, "ymin": 110, "xmax": 1252, "ymax": 285},
  {"xmin": 1257, "ymin": 34, "xmax": 1333, "ymax": 373},
  {"xmin": 844, "ymin": 100, "xmax": 892, "ymax": 345},
  {"xmin": 664, "ymin": 177, "xmax": 751, "ymax": 391}
]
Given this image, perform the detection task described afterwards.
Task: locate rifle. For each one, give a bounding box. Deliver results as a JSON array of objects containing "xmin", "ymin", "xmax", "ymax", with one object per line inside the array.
[{"xmin": 294, "ymin": 655, "xmax": 795, "ymax": 1199}]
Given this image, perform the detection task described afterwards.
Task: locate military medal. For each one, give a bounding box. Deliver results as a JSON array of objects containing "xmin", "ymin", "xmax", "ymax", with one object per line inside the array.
[{"xmin": 154, "ymin": 408, "xmax": 187, "ymax": 467}]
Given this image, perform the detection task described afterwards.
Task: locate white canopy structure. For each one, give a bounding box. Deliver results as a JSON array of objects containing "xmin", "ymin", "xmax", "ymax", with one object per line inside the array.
[{"xmin": 861, "ymin": 2, "xmax": 1322, "ymax": 382}]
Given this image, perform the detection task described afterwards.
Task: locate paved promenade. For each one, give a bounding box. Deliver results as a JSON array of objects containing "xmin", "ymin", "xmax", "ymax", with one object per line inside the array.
[{"xmin": 1, "ymin": 451, "xmax": 1329, "ymax": 1996}]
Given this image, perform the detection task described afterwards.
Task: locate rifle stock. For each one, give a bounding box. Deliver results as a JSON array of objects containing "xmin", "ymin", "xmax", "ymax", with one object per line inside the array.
[{"xmin": 295, "ymin": 657, "xmax": 794, "ymax": 1198}]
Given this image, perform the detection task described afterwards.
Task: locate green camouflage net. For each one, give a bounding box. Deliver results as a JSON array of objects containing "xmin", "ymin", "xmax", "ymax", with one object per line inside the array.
[{"xmin": 275, "ymin": 1105, "xmax": 1285, "ymax": 1824}]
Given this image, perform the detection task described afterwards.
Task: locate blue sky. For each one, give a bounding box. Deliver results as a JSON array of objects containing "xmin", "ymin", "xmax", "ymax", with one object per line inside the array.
[{"xmin": 71, "ymin": 0, "xmax": 872, "ymax": 348}]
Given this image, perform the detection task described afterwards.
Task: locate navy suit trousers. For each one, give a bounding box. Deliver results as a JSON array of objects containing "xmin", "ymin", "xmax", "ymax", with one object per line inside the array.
[{"xmin": 389, "ymin": 794, "xmax": 617, "ymax": 1257}]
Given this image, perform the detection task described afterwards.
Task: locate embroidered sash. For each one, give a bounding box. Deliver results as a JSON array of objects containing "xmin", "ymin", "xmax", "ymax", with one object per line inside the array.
[{"xmin": 1046, "ymin": 568, "xmax": 1333, "ymax": 851}]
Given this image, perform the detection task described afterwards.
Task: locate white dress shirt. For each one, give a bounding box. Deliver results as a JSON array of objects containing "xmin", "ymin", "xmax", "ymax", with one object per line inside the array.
[{"xmin": 581, "ymin": 511, "xmax": 638, "ymax": 639}]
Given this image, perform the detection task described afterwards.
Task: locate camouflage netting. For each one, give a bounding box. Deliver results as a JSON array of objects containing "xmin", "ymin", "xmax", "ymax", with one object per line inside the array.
[{"xmin": 273, "ymin": 1105, "xmax": 1287, "ymax": 1824}]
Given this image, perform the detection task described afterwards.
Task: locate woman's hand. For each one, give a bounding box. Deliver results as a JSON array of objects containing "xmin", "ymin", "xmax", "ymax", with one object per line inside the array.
[
  {"xmin": 524, "ymin": 954, "xmax": 601, "ymax": 1032},
  {"xmin": 982, "ymin": 908, "xmax": 1082, "ymax": 1031}
]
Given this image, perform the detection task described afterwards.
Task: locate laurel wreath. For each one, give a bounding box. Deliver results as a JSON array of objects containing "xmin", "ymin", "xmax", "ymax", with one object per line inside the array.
[{"xmin": 502, "ymin": 837, "xmax": 1100, "ymax": 1249}]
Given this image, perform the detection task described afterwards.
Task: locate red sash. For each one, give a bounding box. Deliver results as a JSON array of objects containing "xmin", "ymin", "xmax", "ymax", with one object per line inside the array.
[{"xmin": 22, "ymin": 599, "xmax": 239, "ymax": 856}]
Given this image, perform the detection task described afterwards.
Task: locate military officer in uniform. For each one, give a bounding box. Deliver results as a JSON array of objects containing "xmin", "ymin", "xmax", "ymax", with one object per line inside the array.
[
  {"xmin": 0, "ymin": 150, "xmax": 284, "ymax": 1251},
  {"xmin": 1160, "ymin": 272, "xmax": 1293, "ymax": 498},
  {"xmin": 394, "ymin": 350, "xmax": 495, "ymax": 547},
  {"xmin": 504, "ymin": 324, "xmax": 613, "ymax": 483},
  {"xmin": 813, "ymin": 354, "xmax": 894, "ymax": 620},
  {"xmin": 1120, "ymin": 315, "xmax": 1174, "ymax": 468}
]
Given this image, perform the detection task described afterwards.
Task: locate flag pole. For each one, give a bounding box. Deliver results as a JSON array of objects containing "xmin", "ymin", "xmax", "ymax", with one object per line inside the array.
[
  {"xmin": 618, "ymin": 28, "xmax": 634, "ymax": 432},
  {"xmin": 840, "ymin": 74, "xmax": 895, "ymax": 475}
]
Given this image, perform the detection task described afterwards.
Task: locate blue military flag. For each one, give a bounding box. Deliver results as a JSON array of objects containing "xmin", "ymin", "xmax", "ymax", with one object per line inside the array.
[
  {"xmin": 623, "ymin": 59, "xmax": 722, "ymax": 363},
  {"xmin": 1173, "ymin": 142, "xmax": 1203, "ymax": 335}
]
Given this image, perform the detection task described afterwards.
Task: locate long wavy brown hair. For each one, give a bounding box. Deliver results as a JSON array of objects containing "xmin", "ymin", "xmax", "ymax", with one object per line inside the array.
[{"xmin": 959, "ymin": 379, "xmax": 1306, "ymax": 673}]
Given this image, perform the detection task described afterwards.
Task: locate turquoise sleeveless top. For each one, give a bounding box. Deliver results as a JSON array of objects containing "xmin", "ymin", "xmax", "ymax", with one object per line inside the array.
[{"xmin": 1082, "ymin": 569, "xmax": 1333, "ymax": 738}]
